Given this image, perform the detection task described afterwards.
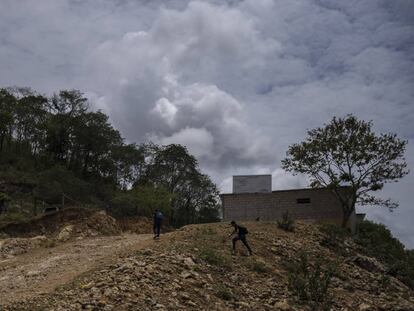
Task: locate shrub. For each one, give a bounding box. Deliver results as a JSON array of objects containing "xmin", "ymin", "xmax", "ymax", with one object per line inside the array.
[
  {"xmin": 214, "ymin": 285, "xmax": 235, "ymax": 301},
  {"xmin": 285, "ymin": 251, "xmax": 336, "ymax": 311},
  {"xmin": 0, "ymin": 211, "xmax": 29, "ymax": 224},
  {"xmin": 277, "ymin": 211, "xmax": 295, "ymax": 232},
  {"xmin": 379, "ymin": 274, "xmax": 391, "ymax": 290},
  {"xmin": 319, "ymin": 224, "xmax": 349, "ymax": 250},
  {"xmin": 247, "ymin": 260, "xmax": 270, "ymax": 274},
  {"xmin": 356, "ymin": 220, "xmax": 414, "ymax": 289},
  {"xmin": 356, "ymin": 221, "xmax": 405, "ymax": 262},
  {"xmin": 34, "ymin": 165, "xmax": 92, "ymax": 204},
  {"xmin": 199, "ymin": 248, "xmax": 231, "ymax": 269}
]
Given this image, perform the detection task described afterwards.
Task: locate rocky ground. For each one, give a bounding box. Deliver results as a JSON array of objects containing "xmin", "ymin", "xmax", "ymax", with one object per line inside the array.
[
  {"xmin": 0, "ymin": 233, "xmax": 153, "ymax": 306},
  {"xmin": 1, "ymin": 221, "xmax": 413, "ymax": 310}
]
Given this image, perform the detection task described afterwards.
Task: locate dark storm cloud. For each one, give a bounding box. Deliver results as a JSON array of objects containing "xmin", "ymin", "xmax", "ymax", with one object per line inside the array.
[{"xmin": 0, "ymin": 0, "xmax": 413, "ymax": 247}]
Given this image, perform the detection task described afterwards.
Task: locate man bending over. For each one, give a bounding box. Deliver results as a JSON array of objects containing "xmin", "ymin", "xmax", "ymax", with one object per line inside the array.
[{"xmin": 229, "ymin": 220, "xmax": 253, "ymax": 256}]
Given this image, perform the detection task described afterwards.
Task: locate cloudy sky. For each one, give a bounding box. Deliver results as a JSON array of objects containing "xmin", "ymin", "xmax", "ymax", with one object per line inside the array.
[{"xmin": 1, "ymin": 0, "xmax": 413, "ymax": 247}]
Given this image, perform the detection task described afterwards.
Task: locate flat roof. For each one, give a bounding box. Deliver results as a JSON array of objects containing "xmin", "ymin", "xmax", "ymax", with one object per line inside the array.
[
  {"xmin": 232, "ymin": 174, "xmax": 271, "ymax": 177},
  {"xmin": 220, "ymin": 186, "xmax": 350, "ymax": 196}
]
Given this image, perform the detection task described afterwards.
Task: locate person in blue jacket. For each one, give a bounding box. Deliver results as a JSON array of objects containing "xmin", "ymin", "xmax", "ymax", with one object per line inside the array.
[{"xmin": 153, "ymin": 209, "xmax": 163, "ymax": 239}]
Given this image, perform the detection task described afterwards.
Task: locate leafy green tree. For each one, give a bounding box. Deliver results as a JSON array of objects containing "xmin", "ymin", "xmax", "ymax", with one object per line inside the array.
[
  {"xmin": 49, "ymin": 89, "xmax": 88, "ymax": 116},
  {"xmin": 143, "ymin": 144, "xmax": 221, "ymax": 226},
  {"xmin": 0, "ymin": 86, "xmax": 220, "ymax": 227},
  {"xmin": 71, "ymin": 111, "xmax": 122, "ymax": 178},
  {"xmin": 110, "ymin": 185, "xmax": 172, "ymax": 218},
  {"xmin": 0, "ymin": 192, "xmax": 10, "ymax": 214},
  {"xmin": 0, "ymin": 89, "xmax": 16, "ymax": 152},
  {"xmin": 33, "ymin": 165, "xmax": 91, "ymax": 204},
  {"xmin": 15, "ymin": 92, "xmax": 48, "ymax": 156},
  {"xmin": 45, "ymin": 90, "xmax": 89, "ymax": 163},
  {"xmin": 282, "ymin": 115, "xmax": 409, "ymax": 227},
  {"xmin": 175, "ymin": 173, "xmax": 220, "ymax": 226},
  {"xmin": 143, "ymin": 144, "xmax": 198, "ymax": 193},
  {"xmin": 112, "ymin": 143, "xmax": 145, "ymax": 189}
]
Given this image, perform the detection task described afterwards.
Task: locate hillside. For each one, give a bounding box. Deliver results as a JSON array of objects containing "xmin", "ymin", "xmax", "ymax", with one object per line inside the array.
[
  {"xmin": 0, "ymin": 222, "xmax": 412, "ymax": 310},
  {"xmin": 2, "ymin": 221, "xmax": 413, "ymax": 310}
]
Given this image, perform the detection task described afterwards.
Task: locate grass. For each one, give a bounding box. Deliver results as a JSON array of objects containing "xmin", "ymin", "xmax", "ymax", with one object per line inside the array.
[
  {"xmin": 0, "ymin": 211, "xmax": 30, "ymax": 226},
  {"xmin": 245, "ymin": 259, "xmax": 270, "ymax": 274},
  {"xmin": 199, "ymin": 247, "xmax": 233, "ymax": 271},
  {"xmin": 319, "ymin": 223, "xmax": 349, "ymax": 250},
  {"xmin": 214, "ymin": 285, "xmax": 235, "ymax": 301},
  {"xmin": 284, "ymin": 251, "xmax": 336, "ymax": 311},
  {"xmin": 200, "ymin": 227, "xmax": 217, "ymax": 235},
  {"xmin": 277, "ymin": 211, "xmax": 295, "ymax": 232}
]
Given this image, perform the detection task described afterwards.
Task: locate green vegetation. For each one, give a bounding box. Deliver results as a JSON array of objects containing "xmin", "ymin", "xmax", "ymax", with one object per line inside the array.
[
  {"xmin": 214, "ymin": 285, "xmax": 235, "ymax": 301},
  {"xmin": 356, "ymin": 220, "xmax": 414, "ymax": 289},
  {"xmin": 110, "ymin": 185, "xmax": 173, "ymax": 218},
  {"xmin": 319, "ymin": 223, "xmax": 350, "ymax": 250},
  {"xmin": 200, "ymin": 227, "xmax": 217, "ymax": 235},
  {"xmin": 277, "ymin": 211, "xmax": 295, "ymax": 232},
  {"xmin": 246, "ymin": 259, "xmax": 270, "ymax": 274},
  {"xmin": 379, "ymin": 274, "xmax": 391, "ymax": 290},
  {"xmin": 285, "ymin": 251, "xmax": 336, "ymax": 311},
  {"xmin": 0, "ymin": 87, "xmax": 220, "ymax": 227},
  {"xmin": 282, "ymin": 115, "xmax": 408, "ymax": 227},
  {"xmin": 199, "ymin": 248, "xmax": 230, "ymax": 268},
  {"xmin": 319, "ymin": 221, "xmax": 414, "ymax": 290}
]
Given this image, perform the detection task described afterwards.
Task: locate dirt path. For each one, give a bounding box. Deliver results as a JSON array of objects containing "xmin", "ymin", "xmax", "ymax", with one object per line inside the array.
[{"xmin": 0, "ymin": 233, "xmax": 154, "ymax": 305}]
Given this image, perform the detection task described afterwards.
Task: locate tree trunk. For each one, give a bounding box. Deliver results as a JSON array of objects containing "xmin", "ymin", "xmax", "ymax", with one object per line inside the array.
[
  {"xmin": 341, "ymin": 202, "xmax": 355, "ymax": 231},
  {"xmin": 341, "ymin": 213, "xmax": 349, "ymax": 228}
]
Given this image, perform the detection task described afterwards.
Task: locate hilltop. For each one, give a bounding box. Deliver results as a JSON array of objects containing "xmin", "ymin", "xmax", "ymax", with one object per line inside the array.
[{"xmin": 2, "ymin": 221, "xmax": 413, "ymax": 311}]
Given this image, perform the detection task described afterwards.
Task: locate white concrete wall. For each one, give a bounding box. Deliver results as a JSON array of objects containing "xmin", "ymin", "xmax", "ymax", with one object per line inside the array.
[{"xmin": 233, "ymin": 175, "xmax": 272, "ymax": 193}]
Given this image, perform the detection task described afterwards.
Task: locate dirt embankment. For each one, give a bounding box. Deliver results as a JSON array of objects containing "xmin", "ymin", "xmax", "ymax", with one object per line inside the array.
[
  {"xmin": 0, "ymin": 207, "xmax": 121, "ymax": 238},
  {"xmin": 3, "ymin": 222, "xmax": 413, "ymax": 311},
  {"xmin": 0, "ymin": 207, "xmax": 126, "ymax": 259},
  {"xmin": 0, "ymin": 233, "xmax": 154, "ymax": 306},
  {"xmin": 0, "ymin": 207, "xmax": 157, "ymax": 306},
  {"xmin": 116, "ymin": 217, "xmax": 153, "ymax": 234}
]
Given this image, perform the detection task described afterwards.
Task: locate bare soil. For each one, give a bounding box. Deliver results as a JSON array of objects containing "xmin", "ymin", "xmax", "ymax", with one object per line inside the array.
[
  {"xmin": 0, "ymin": 233, "xmax": 154, "ymax": 305},
  {"xmin": 0, "ymin": 207, "xmax": 120, "ymax": 238}
]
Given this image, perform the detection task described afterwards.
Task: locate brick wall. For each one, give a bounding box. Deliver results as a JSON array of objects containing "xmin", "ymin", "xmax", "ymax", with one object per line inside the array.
[{"xmin": 221, "ymin": 188, "xmax": 352, "ymax": 226}]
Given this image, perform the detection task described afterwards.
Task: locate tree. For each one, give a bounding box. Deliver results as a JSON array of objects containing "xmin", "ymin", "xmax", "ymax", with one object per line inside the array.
[
  {"xmin": 112, "ymin": 143, "xmax": 145, "ymax": 189},
  {"xmin": 143, "ymin": 144, "xmax": 199, "ymax": 193},
  {"xmin": 0, "ymin": 86, "xmax": 221, "ymax": 226},
  {"xmin": 174, "ymin": 173, "xmax": 220, "ymax": 226},
  {"xmin": 0, "ymin": 192, "xmax": 10, "ymax": 214},
  {"xmin": 110, "ymin": 185, "xmax": 172, "ymax": 218},
  {"xmin": 45, "ymin": 90, "xmax": 89, "ymax": 164},
  {"xmin": 282, "ymin": 115, "xmax": 409, "ymax": 227},
  {"xmin": 0, "ymin": 89, "xmax": 16, "ymax": 153},
  {"xmin": 142, "ymin": 144, "xmax": 221, "ymax": 226}
]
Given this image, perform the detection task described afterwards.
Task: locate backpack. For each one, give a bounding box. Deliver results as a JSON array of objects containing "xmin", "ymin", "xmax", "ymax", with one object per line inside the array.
[
  {"xmin": 238, "ymin": 225, "xmax": 248, "ymax": 235},
  {"xmin": 156, "ymin": 211, "xmax": 164, "ymax": 221}
]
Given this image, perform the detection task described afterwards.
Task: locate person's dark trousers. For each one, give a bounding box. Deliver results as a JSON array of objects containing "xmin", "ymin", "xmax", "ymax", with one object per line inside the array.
[
  {"xmin": 232, "ymin": 234, "xmax": 252, "ymax": 254},
  {"xmin": 153, "ymin": 221, "xmax": 161, "ymax": 237}
]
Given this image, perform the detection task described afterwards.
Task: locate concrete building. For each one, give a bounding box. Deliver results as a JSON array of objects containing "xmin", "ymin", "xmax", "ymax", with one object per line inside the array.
[
  {"xmin": 221, "ymin": 175, "xmax": 358, "ymax": 229},
  {"xmin": 233, "ymin": 175, "xmax": 272, "ymax": 193}
]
